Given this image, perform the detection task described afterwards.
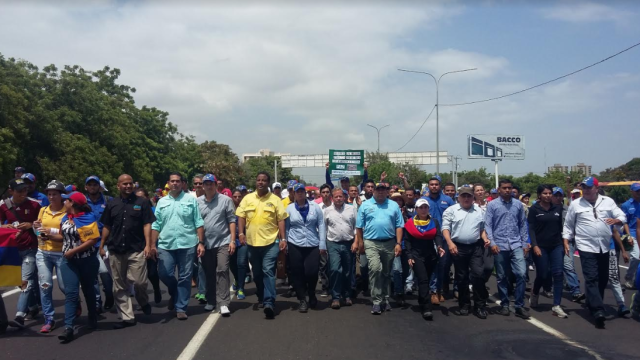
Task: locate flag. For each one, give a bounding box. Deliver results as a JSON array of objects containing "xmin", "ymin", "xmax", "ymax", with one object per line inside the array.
[{"xmin": 0, "ymin": 227, "xmax": 22, "ymax": 287}]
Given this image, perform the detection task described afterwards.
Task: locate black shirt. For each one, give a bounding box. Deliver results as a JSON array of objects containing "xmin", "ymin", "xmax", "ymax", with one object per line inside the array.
[
  {"xmin": 100, "ymin": 193, "xmax": 156, "ymax": 254},
  {"xmin": 527, "ymin": 202, "xmax": 563, "ymax": 248}
]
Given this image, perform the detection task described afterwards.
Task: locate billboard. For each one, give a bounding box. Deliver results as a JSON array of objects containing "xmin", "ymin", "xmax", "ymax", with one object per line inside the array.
[
  {"xmin": 328, "ymin": 149, "xmax": 365, "ymax": 176},
  {"xmin": 468, "ymin": 135, "xmax": 525, "ymax": 160}
]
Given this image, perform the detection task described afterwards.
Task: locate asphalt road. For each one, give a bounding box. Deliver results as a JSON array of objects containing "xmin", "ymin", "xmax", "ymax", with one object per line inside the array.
[{"xmin": 1, "ymin": 258, "xmax": 638, "ymax": 360}]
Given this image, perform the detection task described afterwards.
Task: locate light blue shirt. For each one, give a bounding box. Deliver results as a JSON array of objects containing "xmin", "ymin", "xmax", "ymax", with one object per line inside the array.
[
  {"xmin": 285, "ymin": 201, "xmax": 327, "ymax": 250},
  {"xmin": 356, "ymin": 198, "xmax": 405, "ymax": 241},
  {"xmin": 441, "ymin": 203, "xmax": 484, "ymax": 245},
  {"xmin": 621, "ymin": 198, "xmax": 640, "ymax": 237},
  {"xmin": 484, "ymin": 196, "xmax": 528, "ymax": 251},
  {"xmin": 421, "ymin": 192, "xmax": 455, "ymax": 223},
  {"xmin": 152, "ymin": 191, "xmax": 205, "ymax": 250}
]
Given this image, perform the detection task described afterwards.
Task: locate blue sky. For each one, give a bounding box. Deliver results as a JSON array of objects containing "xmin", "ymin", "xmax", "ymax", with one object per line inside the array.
[{"xmin": 1, "ymin": 0, "xmax": 638, "ymax": 184}]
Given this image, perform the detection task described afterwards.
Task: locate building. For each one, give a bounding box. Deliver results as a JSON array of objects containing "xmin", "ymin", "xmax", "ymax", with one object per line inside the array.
[
  {"xmin": 547, "ymin": 163, "xmax": 569, "ymax": 173},
  {"xmin": 571, "ymin": 163, "xmax": 592, "ymax": 177},
  {"xmin": 242, "ymin": 149, "xmax": 290, "ymax": 163}
]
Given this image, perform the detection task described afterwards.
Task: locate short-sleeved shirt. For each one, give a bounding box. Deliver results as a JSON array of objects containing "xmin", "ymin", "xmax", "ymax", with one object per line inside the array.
[
  {"xmin": 441, "ymin": 203, "xmax": 484, "ymax": 245},
  {"xmin": 86, "ymin": 193, "xmax": 112, "ymax": 246},
  {"xmin": 356, "ymin": 198, "xmax": 405, "ymax": 241},
  {"xmin": 29, "ymin": 191, "xmax": 50, "ymax": 207},
  {"xmin": 0, "ymin": 198, "xmax": 41, "ymax": 251},
  {"xmin": 421, "ymin": 192, "xmax": 455, "ymax": 223},
  {"xmin": 282, "ymin": 196, "xmax": 293, "ymax": 208},
  {"xmin": 621, "ymin": 198, "xmax": 640, "ymax": 237},
  {"xmin": 197, "ymin": 193, "xmax": 236, "ymax": 249},
  {"xmin": 236, "ymin": 192, "xmax": 288, "ymax": 247},
  {"xmin": 38, "ymin": 206, "xmax": 66, "ymax": 252},
  {"xmin": 152, "ymin": 191, "xmax": 205, "ymax": 250},
  {"xmin": 323, "ymin": 203, "xmax": 357, "ymax": 242},
  {"xmin": 61, "ymin": 212, "xmax": 100, "ymax": 259},
  {"xmin": 101, "ymin": 193, "xmax": 156, "ymax": 254}
]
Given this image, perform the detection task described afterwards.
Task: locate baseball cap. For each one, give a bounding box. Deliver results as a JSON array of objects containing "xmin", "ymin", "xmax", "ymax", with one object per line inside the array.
[
  {"xmin": 287, "ymin": 180, "xmax": 298, "ymax": 189},
  {"xmin": 21, "ymin": 173, "xmax": 36, "ymax": 183},
  {"xmin": 490, "ymin": 188, "xmax": 498, "ymax": 194},
  {"xmin": 520, "ymin": 193, "xmax": 531, "ymax": 200},
  {"xmin": 375, "ymin": 182, "xmax": 389, "ymax": 189},
  {"xmin": 458, "ymin": 187, "xmax": 473, "ymax": 196},
  {"xmin": 236, "ymin": 185, "xmax": 248, "ymax": 191},
  {"xmin": 429, "ymin": 175, "xmax": 442, "ymax": 183},
  {"xmin": 415, "ymin": 198, "xmax": 430, "ymax": 208},
  {"xmin": 580, "ymin": 177, "xmax": 598, "ymax": 187},
  {"xmin": 14, "ymin": 167, "xmax": 25, "ymax": 173},
  {"xmin": 100, "ymin": 180, "xmax": 108, "ymax": 192},
  {"xmin": 571, "ymin": 188, "xmax": 581, "ymax": 194},
  {"xmin": 155, "ymin": 188, "xmax": 162, "ymax": 193},
  {"xmin": 45, "ymin": 180, "xmax": 66, "ymax": 192},
  {"xmin": 62, "ymin": 191, "xmax": 88, "ymax": 206},
  {"xmin": 85, "ymin": 175, "xmax": 100, "ymax": 184},
  {"xmin": 292, "ymin": 183, "xmax": 306, "ymax": 192},
  {"xmin": 202, "ymin": 174, "xmax": 217, "ymax": 183},
  {"xmin": 8, "ymin": 178, "xmax": 29, "ymax": 191},
  {"xmin": 552, "ymin": 187, "xmax": 564, "ymax": 196},
  {"xmin": 272, "ymin": 182, "xmax": 282, "ymax": 190},
  {"xmin": 631, "ymin": 183, "xmax": 640, "ymax": 192},
  {"xmin": 65, "ymin": 184, "xmax": 77, "ymax": 193},
  {"xmin": 339, "ymin": 177, "xmax": 350, "ymax": 182},
  {"xmin": 390, "ymin": 192, "xmax": 402, "ymax": 199}
]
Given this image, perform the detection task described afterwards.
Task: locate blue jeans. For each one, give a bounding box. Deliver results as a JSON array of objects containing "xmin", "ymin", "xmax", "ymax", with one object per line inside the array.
[
  {"xmin": 248, "ymin": 242, "xmax": 279, "ymax": 306},
  {"xmin": 230, "ymin": 244, "xmax": 249, "ymax": 291},
  {"xmin": 495, "ymin": 248, "xmax": 526, "ymax": 309},
  {"xmin": 563, "ymin": 242, "xmax": 581, "ymax": 295},
  {"xmin": 532, "ymin": 245, "xmax": 564, "ymax": 306},
  {"xmin": 16, "ymin": 249, "xmax": 38, "ymax": 318},
  {"xmin": 36, "ymin": 250, "xmax": 65, "ymax": 320},
  {"xmin": 327, "ymin": 241, "xmax": 354, "ymax": 300},
  {"xmin": 93, "ymin": 251, "xmax": 113, "ymax": 309},
  {"xmin": 60, "ymin": 255, "xmax": 99, "ymax": 329},
  {"xmin": 430, "ymin": 241, "xmax": 451, "ymax": 293},
  {"xmin": 158, "ymin": 246, "xmax": 196, "ymax": 313}
]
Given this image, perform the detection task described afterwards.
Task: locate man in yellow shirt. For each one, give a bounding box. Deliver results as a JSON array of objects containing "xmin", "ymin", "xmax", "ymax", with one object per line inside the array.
[
  {"xmin": 236, "ymin": 172, "xmax": 288, "ymax": 319},
  {"xmin": 281, "ymin": 180, "xmax": 297, "ymax": 208}
]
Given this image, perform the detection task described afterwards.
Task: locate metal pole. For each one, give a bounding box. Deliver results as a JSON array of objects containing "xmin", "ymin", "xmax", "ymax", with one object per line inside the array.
[
  {"xmin": 493, "ymin": 159, "xmax": 500, "ymax": 189},
  {"xmin": 367, "ymin": 124, "xmax": 390, "ymax": 152},
  {"xmin": 274, "ymin": 160, "xmax": 278, "ymax": 183}
]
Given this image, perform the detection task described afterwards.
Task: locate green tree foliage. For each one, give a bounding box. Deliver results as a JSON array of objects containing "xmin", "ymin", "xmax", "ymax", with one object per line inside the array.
[
  {"xmin": 196, "ymin": 140, "xmax": 243, "ymax": 186},
  {"xmin": 598, "ymin": 158, "xmax": 640, "ymax": 182},
  {"xmin": 241, "ymin": 155, "xmax": 295, "ymax": 187}
]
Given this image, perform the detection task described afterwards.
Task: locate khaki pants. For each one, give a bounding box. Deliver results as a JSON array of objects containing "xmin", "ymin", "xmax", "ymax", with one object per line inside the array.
[
  {"xmin": 109, "ymin": 251, "xmax": 149, "ymax": 321},
  {"xmin": 364, "ymin": 239, "xmax": 395, "ymax": 305},
  {"xmin": 201, "ymin": 245, "xmax": 231, "ymax": 307}
]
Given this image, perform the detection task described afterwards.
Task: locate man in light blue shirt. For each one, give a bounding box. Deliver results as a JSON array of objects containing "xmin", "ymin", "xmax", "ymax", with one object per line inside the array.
[
  {"xmin": 152, "ymin": 173, "xmax": 205, "ymax": 320},
  {"xmin": 356, "ymin": 182, "xmax": 404, "ymax": 314},
  {"xmin": 484, "ymin": 179, "xmax": 530, "ymax": 319}
]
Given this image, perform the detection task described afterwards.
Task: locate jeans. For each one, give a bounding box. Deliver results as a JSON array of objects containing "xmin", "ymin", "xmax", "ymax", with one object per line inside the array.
[
  {"xmin": 201, "ymin": 245, "xmax": 231, "ymax": 307},
  {"xmin": 430, "ymin": 241, "xmax": 452, "ymax": 293},
  {"xmin": 248, "ymin": 242, "xmax": 279, "ymax": 306},
  {"xmin": 288, "ymin": 243, "xmax": 320, "ymax": 301},
  {"xmin": 625, "ymin": 234, "xmax": 639, "ymax": 284},
  {"xmin": 94, "ymin": 251, "xmax": 113, "ymax": 309},
  {"xmin": 16, "ymin": 249, "xmax": 38, "ymax": 318},
  {"xmin": 327, "ymin": 241, "xmax": 354, "ymax": 300},
  {"xmin": 60, "ymin": 255, "xmax": 99, "ymax": 329},
  {"xmin": 230, "ymin": 244, "xmax": 249, "ymax": 291},
  {"xmin": 364, "ymin": 239, "xmax": 395, "ymax": 306},
  {"xmin": 452, "ymin": 240, "xmax": 489, "ymax": 309},
  {"xmin": 197, "ymin": 257, "xmax": 207, "ymax": 295},
  {"xmin": 494, "ymin": 248, "xmax": 526, "ymax": 309},
  {"xmin": 157, "ymin": 246, "xmax": 196, "ymax": 313},
  {"xmin": 563, "ymin": 242, "xmax": 581, "ymax": 295},
  {"xmin": 532, "ymin": 245, "xmax": 564, "ymax": 306},
  {"xmin": 36, "ymin": 250, "xmax": 65, "ymax": 319},
  {"xmin": 579, "ymin": 250, "xmax": 609, "ymax": 315},
  {"xmin": 319, "ymin": 251, "xmax": 329, "ymax": 292},
  {"xmin": 608, "ymin": 249, "xmax": 625, "ymax": 306}
]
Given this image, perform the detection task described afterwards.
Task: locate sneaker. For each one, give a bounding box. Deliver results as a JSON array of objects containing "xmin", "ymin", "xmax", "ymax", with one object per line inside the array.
[
  {"xmin": 430, "ymin": 293, "xmax": 440, "ymax": 306},
  {"xmin": 320, "ymin": 289, "xmax": 329, "ymax": 297},
  {"xmin": 529, "ymin": 293, "xmax": 539, "ymax": 308},
  {"xmin": 245, "ymin": 275, "xmax": 252, "ymax": 284},
  {"xmin": 515, "ymin": 307, "xmax": 530, "ymax": 319},
  {"xmin": 204, "ymin": 304, "xmax": 215, "ymax": 312},
  {"xmin": 220, "ymin": 305, "xmax": 230, "ymax": 317},
  {"xmin": 594, "ymin": 311, "xmax": 606, "ymax": 328},
  {"xmin": 405, "ymin": 286, "xmax": 413, "ymax": 296},
  {"xmin": 263, "ymin": 304, "xmax": 275, "ymax": 319},
  {"xmin": 195, "ymin": 293, "xmax": 207, "ymax": 304},
  {"xmin": 459, "ymin": 306, "xmax": 470, "ymax": 316},
  {"xmin": 624, "ymin": 281, "xmax": 637, "ymax": 290},
  {"xmin": 498, "ymin": 307, "xmax": 510, "ymax": 316},
  {"xmin": 552, "ymin": 305, "xmax": 568, "ymax": 318},
  {"xmin": 344, "ymin": 298, "xmax": 353, "ymax": 306},
  {"xmin": 40, "ymin": 319, "xmax": 56, "ymax": 333},
  {"xmin": 528, "ymin": 265, "xmax": 534, "ymax": 271},
  {"xmin": 299, "ymin": 300, "xmax": 309, "ymax": 313},
  {"xmin": 618, "ymin": 305, "xmax": 630, "ymax": 317},
  {"xmin": 58, "ymin": 327, "xmax": 74, "ymax": 343},
  {"xmin": 232, "ymin": 281, "xmax": 238, "ymax": 291},
  {"xmin": 384, "ymin": 298, "xmax": 392, "ymax": 311},
  {"xmin": 371, "ymin": 304, "xmax": 382, "ymax": 315},
  {"xmin": 421, "ymin": 305, "xmax": 433, "ymax": 320},
  {"xmin": 571, "ymin": 293, "xmax": 586, "ymax": 303},
  {"xmin": 474, "ymin": 307, "xmax": 488, "ymax": 319},
  {"xmin": 237, "ymin": 290, "xmax": 246, "ymax": 300},
  {"xmin": 8, "ymin": 316, "xmax": 25, "ymax": 329},
  {"xmin": 176, "ymin": 312, "xmax": 188, "ymax": 320},
  {"xmin": 331, "ymin": 300, "xmax": 340, "ymax": 309}
]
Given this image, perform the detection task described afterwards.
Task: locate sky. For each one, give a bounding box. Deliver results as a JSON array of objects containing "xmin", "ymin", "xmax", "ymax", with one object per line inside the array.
[{"xmin": 1, "ymin": 0, "xmax": 638, "ymax": 184}]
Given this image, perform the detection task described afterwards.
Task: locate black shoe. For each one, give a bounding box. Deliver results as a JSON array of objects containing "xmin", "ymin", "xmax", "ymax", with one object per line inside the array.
[
  {"xmin": 167, "ymin": 297, "xmax": 175, "ymax": 311},
  {"xmin": 571, "ymin": 293, "xmax": 586, "ymax": 303},
  {"xmin": 422, "ymin": 310, "xmax": 433, "ymax": 320},
  {"xmin": 58, "ymin": 328, "xmax": 74, "ymax": 343},
  {"xmin": 320, "ymin": 289, "xmax": 329, "ymax": 297},
  {"xmin": 113, "ymin": 320, "xmax": 137, "ymax": 330},
  {"xmin": 396, "ymin": 294, "xmax": 406, "ymax": 307},
  {"xmin": 298, "ymin": 300, "xmax": 309, "ymax": 313},
  {"xmin": 594, "ymin": 311, "xmax": 606, "ymax": 329},
  {"xmin": 474, "ymin": 307, "xmax": 488, "ymax": 319},
  {"xmin": 498, "ymin": 307, "xmax": 510, "ymax": 316},
  {"xmin": 141, "ymin": 303, "xmax": 152, "ymax": 315},
  {"xmin": 515, "ymin": 307, "xmax": 530, "ymax": 319},
  {"xmin": 8, "ymin": 316, "xmax": 25, "ymax": 329},
  {"xmin": 154, "ymin": 290, "xmax": 162, "ymax": 305},
  {"xmin": 104, "ymin": 294, "xmax": 114, "ymax": 310},
  {"xmin": 28, "ymin": 307, "xmax": 40, "ymax": 320},
  {"xmin": 459, "ymin": 306, "xmax": 470, "ymax": 316},
  {"xmin": 263, "ymin": 304, "xmax": 275, "ymax": 319},
  {"xmin": 309, "ymin": 296, "xmax": 318, "ymax": 309}
]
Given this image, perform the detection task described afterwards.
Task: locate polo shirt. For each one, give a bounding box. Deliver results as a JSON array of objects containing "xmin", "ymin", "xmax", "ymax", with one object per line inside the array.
[
  {"xmin": 621, "ymin": 198, "xmax": 640, "ymax": 237},
  {"xmin": 421, "ymin": 192, "xmax": 455, "ymax": 223},
  {"xmin": 563, "ymin": 195, "xmax": 626, "ymax": 253},
  {"xmin": 236, "ymin": 192, "xmax": 288, "ymax": 247},
  {"xmin": 441, "ymin": 203, "xmax": 484, "ymax": 245},
  {"xmin": 323, "ymin": 203, "xmax": 357, "ymax": 242},
  {"xmin": 86, "ymin": 193, "xmax": 112, "ymax": 246},
  {"xmin": 37, "ymin": 205, "xmax": 66, "ymax": 252},
  {"xmin": 527, "ymin": 202, "xmax": 563, "ymax": 248},
  {"xmin": 152, "ymin": 191, "xmax": 205, "ymax": 250},
  {"xmin": 197, "ymin": 193, "xmax": 236, "ymax": 249},
  {"xmin": 356, "ymin": 198, "xmax": 404, "ymax": 241},
  {"xmin": 0, "ymin": 198, "xmax": 41, "ymax": 251},
  {"xmin": 101, "ymin": 193, "xmax": 156, "ymax": 254}
]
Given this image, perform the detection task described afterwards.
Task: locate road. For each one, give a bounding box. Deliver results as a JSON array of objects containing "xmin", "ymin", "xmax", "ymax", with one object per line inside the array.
[{"xmin": 1, "ymin": 259, "xmax": 638, "ymax": 360}]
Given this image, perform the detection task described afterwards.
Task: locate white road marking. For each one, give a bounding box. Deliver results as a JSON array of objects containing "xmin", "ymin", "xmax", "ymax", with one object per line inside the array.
[
  {"xmin": 490, "ymin": 297, "xmax": 604, "ymax": 360},
  {"xmin": 2, "ymin": 276, "xmax": 57, "ymax": 298},
  {"xmin": 176, "ymin": 287, "xmax": 235, "ymax": 360}
]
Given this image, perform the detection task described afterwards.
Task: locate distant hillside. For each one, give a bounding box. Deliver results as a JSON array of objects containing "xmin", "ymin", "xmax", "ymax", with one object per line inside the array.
[{"xmin": 598, "ymin": 158, "xmax": 640, "ymax": 181}]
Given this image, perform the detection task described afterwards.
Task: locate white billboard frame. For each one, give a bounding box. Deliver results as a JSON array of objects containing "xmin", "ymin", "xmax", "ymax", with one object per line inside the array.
[
  {"xmin": 281, "ymin": 151, "xmax": 449, "ymax": 168},
  {"xmin": 467, "ymin": 135, "xmax": 525, "ymax": 160}
]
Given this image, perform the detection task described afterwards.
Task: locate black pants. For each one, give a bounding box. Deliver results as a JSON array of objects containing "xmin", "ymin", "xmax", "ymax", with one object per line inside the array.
[
  {"xmin": 147, "ymin": 258, "xmax": 161, "ymax": 295},
  {"xmin": 482, "ymin": 246, "xmax": 494, "ymax": 283},
  {"xmin": 452, "ymin": 240, "xmax": 488, "ymax": 309},
  {"xmin": 412, "ymin": 253, "xmax": 438, "ymax": 310},
  {"xmin": 288, "ymin": 243, "xmax": 320, "ymax": 301},
  {"xmin": 319, "ymin": 251, "xmax": 329, "ymax": 292},
  {"xmin": 579, "ymin": 250, "xmax": 609, "ymax": 315}
]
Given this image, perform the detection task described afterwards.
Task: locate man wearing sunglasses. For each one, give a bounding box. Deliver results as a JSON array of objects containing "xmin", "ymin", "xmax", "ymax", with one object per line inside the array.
[{"xmin": 563, "ymin": 177, "xmax": 626, "ymax": 328}]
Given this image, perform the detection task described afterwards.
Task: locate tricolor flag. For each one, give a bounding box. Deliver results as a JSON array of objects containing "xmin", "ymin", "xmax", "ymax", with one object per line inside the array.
[{"xmin": 0, "ymin": 227, "xmax": 21, "ymax": 287}]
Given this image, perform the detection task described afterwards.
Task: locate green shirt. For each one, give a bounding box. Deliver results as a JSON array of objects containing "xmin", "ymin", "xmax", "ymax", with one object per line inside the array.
[{"xmin": 152, "ymin": 191, "xmax": 205, "ymax": 250}]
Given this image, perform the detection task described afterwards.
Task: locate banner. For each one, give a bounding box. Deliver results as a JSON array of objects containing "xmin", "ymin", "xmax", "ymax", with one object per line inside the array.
[
  {"xmin": 468, "ymin": 135, "xmax": 525, "ymax": 160},
  {"xmin": 328, "ymin": 149, "xmax": 364, "ymax": 177}
]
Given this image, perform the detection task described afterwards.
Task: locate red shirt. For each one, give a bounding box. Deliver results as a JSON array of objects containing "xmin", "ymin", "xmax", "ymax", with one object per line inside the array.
[
  {"xmin": 0, "ymin": 198, "xmax": 42, "ymax": 251},
  {"xmin": 218, "ymin": 188, "xmax": 232, "ymax": 198}
]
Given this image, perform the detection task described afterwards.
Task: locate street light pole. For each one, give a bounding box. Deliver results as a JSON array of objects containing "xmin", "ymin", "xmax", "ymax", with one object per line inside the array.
[
  {"xmin": 398, "ymin": 67, "xmax": 477, "ymax": 174},
  {"xmin": 367, "ymin": 124, "xmax": 390, "ymax": 152}
]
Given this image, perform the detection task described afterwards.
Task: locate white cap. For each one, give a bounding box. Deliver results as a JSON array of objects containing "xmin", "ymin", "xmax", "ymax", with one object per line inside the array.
[
  {"xmin": 415, "ymin": 198, "xmax": 430, "ymax": 208},
  {"xmin": 100, "ymin": 180, "xmax": 108, "ymax": 192},
  {"xmin": 272, "ymin": 182, "xmax": 282, "ymax": 190},
  {"xmin": 571, "ymin": 188, "xmax": 581, "ymax": 194}
]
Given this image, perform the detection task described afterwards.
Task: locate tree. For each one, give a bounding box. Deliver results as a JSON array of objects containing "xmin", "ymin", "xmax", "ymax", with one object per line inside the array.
[
  {"xmin": 241, "ymin": 155, "xmax": 294, "ymax": 187},
  {"xmin": 196, "ymin": 141, "xmax": 243, "ymax": 185}
]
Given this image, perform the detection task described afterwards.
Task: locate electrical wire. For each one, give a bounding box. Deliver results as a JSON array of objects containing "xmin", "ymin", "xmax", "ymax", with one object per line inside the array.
[
  {"xmin": 440, "ymin": 41, "xmax": 640, "ymax": 107},
  {"xmin": 395, "ymin": 104, "xmax": 436, "ymax": 151}
]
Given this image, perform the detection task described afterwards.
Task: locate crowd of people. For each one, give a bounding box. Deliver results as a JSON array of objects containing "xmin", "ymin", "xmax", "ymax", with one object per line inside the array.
[{"xmin": 1, "ymin": 164, "xmax": 639, "ymax": 344}]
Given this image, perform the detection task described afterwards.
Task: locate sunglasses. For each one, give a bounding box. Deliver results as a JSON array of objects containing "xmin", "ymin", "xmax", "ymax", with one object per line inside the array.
[{"xmin": 193, "ymin": 182, "xmax": 203, "ymax": 185}]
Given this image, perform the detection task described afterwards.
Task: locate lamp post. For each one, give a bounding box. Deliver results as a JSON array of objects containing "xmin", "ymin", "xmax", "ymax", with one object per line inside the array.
[
  {"xmin": 398, "ymin": 67, "xmax": 476, "ymax": 174},
  {"xmin": 367, "ymin": 124, "xmax": 390, "ymax": 152}
]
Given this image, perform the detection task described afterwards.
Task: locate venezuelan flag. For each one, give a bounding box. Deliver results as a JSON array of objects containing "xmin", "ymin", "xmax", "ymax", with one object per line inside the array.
[{"xmin": 0, "ymin": 228, "xmax": 21, "ymax": 287}]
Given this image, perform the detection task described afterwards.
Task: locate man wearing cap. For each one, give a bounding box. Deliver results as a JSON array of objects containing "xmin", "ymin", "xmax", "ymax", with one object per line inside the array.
[
  {"xmin": 100, "ymin": 174, "xmax": 155, "ymax": 329},
  {"xmin": 563, "ymin": 177, "xmax": 626, "ymax": 328},
  {"xmin": 552, "ymin": 187, "xmax": 585, "ymax": 302},
  {"xmin": 0, "ymin": 178, "xmax": 42, "ymax": 328},
  {"xmin": 485, "ymin": 179, "xmax": 530, "ymax": 319},
  {"xmin": 85, "ymin": 175, "xmax": 115, "ymax": 312},
  {"xmin": 197, "ymin": 174, "xmax": 236, "ymax": 316},
  {"xmin": 282, "ymin": 180, "xmax": 297, "ymax": 208},
  {"xmin": 272, "ymin": 182, "xmax": 283, "ymax": 199},
  {"xmin": 487, "ymin": 188, "xmax": 498, "ymax": 202},
  {"xmin": 14, "ymin": 167, "xmax": 25, "ymax": 179},
  {"xmin": 442, "ymin": 186, "xmax": 490, "ymax": 319},
  {"xmin": 420, "ymin": 175, "xmax": 454, "ymax": 305},
  {"xmin": 21, "ymin": 173, "xmax": 49, "ymax": 206},
  {"xmin": 216, "ymin": 178, "xmax": 233, "ymax": 198},
  {"xmin": 621, "ymin": 183, "xmax": 640, "ymax": 289},
  {"xmin": 356, "ymin": 182, "xmax": 404, "ymax": 314},
  {"xmin": 325, "ymin": 162, "xmax": 369, "ymax": 192}
]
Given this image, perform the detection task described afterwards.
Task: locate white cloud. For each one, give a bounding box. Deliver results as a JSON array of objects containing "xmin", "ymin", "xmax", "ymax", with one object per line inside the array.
[{"xmin": 540, "ymin": 1, "xmax": 634, "ymax": 25}]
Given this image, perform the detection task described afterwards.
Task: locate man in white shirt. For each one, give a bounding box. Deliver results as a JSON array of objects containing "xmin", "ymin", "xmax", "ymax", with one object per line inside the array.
[{"xmin": 563, "ymin": 177, "xmax": 626, "ymax": 329}]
